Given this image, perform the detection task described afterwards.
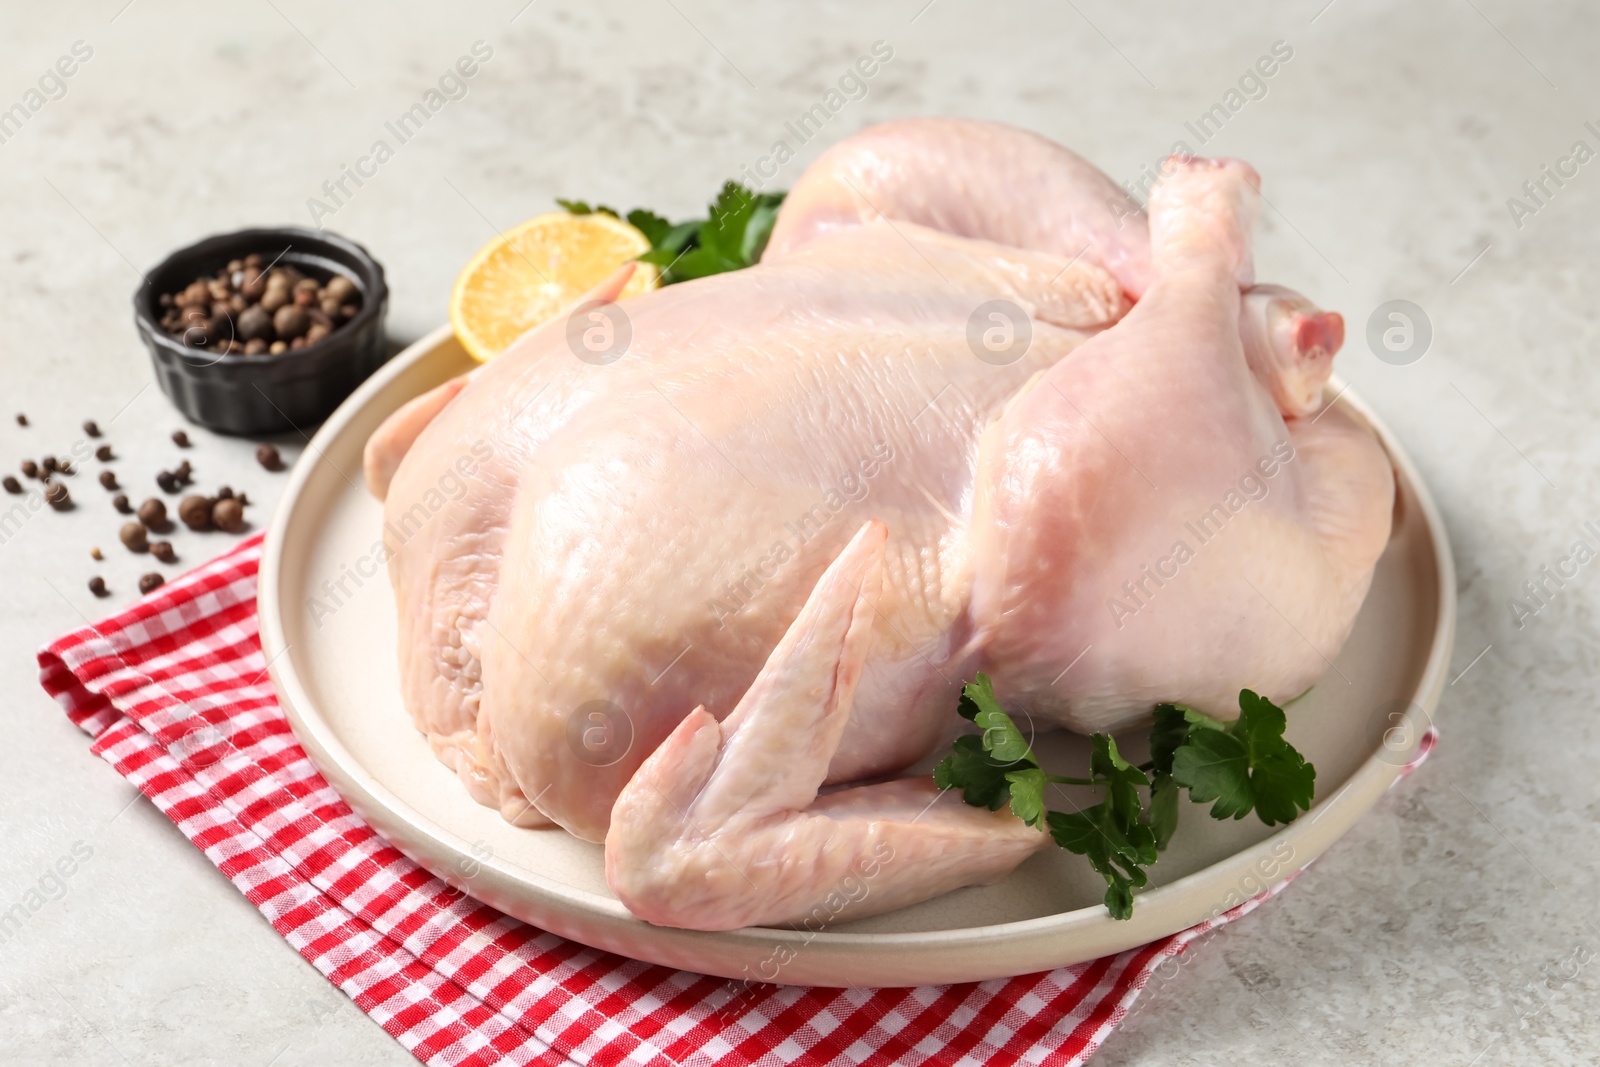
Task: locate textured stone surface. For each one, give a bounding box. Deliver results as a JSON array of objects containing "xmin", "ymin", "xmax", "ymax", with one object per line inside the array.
[{"xmin": 0, "ymin": 1, "xmax": 1595, "ymax": 1062}]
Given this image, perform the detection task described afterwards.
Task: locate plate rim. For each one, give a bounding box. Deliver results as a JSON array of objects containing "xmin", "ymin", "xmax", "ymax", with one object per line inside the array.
[{"xmin": 259, "ymin": 323, "xmax": 1457, "ymax": 986}]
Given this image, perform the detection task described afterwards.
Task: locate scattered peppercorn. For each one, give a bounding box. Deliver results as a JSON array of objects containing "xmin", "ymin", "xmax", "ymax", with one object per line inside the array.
[
  {"xmin": 57, "ymin": 459, "xmax": 74, "ymax": 476},
  {"xmin": 88, "ymin": 576, "xmax": 108, "ymax": 597},
  {"xmin": 99, "ymin": 470, "xmax": 118, "ymax": 490},
  {"xmin": 256, "ymin": 444, "xmax": 282, "ymax": 471},
  {"xmin": 20, "ymin": 460, "xmax": 37, "ymax": 479},
  {"xmin": 2, "ymin": 476, "xmax": 18, "ymax": 494},
  {"xmin": 137, "ymin": 498, "xmax": 168, "ymax": 528},
  {"xmin": 120, "ymin": 522, "xmax": 149, "ymax": 553},
  {"xmin": 113, "ymin": 493, "xmax": 132, "ymax": 514},
  {"xmin": 178, "ymin": 494, "xmax": 212, "ymax": 531},
  {"xmin": 41, "ymin": 455, "xmax": 58, "ymax": 474},
  {"xmin": 215, "ymin": 485, "xmax": 233, "ymax": 500},
  {"xmin": 156, "ymin": 470, "xmax": 180, "ymax": 493},
  {"xmin": 83, "ymin": 420, "xmax": 101, "ymax": 438},
  {"xmin": 90, "ymin": 546, "xmax": 103, "ymax": 561},
  {"xmin": 172, "ymin": 429, "xmax": 190, "ymax": 448},
  {"xmin": 138, "ymin": 573, "xmax": 164, "ymax": 595},
  {"xmin": 44, "ymin": 482, "xmax": 70, "ymax": 510},
  {"xmin": 237, "ymin": 491, "xmax": 250, "ymax": 507},
  {"xmin": 95, "ymin": 444, "xmax": 114, "ymax": 462},
  {"xmin": 212, "ymin": 497, "xmax": 245, "ymax": 533},
  {"xmin": 150, "ymin": 541, "xmax": 177, "ymax": 564},
  {"xmin": 175, "ymin": 460, "xmax": 193, "ymax": 483},
  {"xmin": 15, "ymin": 413, "xmax": 27, "ymax": 426}
]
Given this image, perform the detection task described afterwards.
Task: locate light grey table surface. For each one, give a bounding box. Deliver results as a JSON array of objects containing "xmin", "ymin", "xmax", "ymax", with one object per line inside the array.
[{"xmin": 1, "ymin": 1, "xmax": 1595, "ymax": 1063}]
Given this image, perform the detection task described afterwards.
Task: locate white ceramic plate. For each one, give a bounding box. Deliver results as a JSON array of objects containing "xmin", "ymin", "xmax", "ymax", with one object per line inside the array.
[{"xmin": 259, "ymin": 324, "xmax": 1455, "ymax": 988}]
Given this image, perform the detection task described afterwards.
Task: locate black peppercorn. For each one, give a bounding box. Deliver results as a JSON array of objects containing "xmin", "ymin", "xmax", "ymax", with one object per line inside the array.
[
  {"xmin": 325, "ymin": 275, "xmax": 356, "ymax": 304},
  {"xmin": 212, "ymin": 497, "xmax": 244, "ymax": 533},
  {"xmin": 138, "ymin": 572, "xmax": 164, "ymax": 595},
  {"xmin": 273, "ymin": 304, "xmax": 310, "ymax": 340},
  {"xmin": 179, "ymin": 494, "xmax": 211, "ymax": 531},
  {"xmin": 95, "ymin": 444, "xmax": 113, "ymax": 462},
  {"xmin": 237, "ymin": 305, "xmax": 272, "ymax": 342},
  {"xmin": 99, "ymin": 470, "xmax": 118, "ymax": 490},
  {"xmin": 88, "ymin": 576, "xmax": 108, "ymax": 597},
  {"xmin": 120, "ymin": 522, "xmax": 148, "ymax": 553}
]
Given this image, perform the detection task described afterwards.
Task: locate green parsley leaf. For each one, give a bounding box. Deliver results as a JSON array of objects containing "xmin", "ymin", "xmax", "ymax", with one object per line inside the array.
[
  {"xmin": 555, "ymin": 198, "xmax": 619, "ymax": 218},
  {"xmin": 1005, "ymin": 766, "xmax": 1048, "ymax": 829},
  {"xmin": 1148, "ymin": 703, "xmax": 1192, "ymax": 778},
  {"xmin": 933, "ymin": 735, "xmax": 1012, "ymax": 811},
  {"xmin": 1147, "ymin": 703, "xmax": 1202, "ymax": 850},
  {"xmin": 698, "ymin": 181, "xmax": 785, "ymax": 266},
  {"xmin": 1169, "ymin": 689, "xmax": 1316, "ymax": 826},
  {"xmin": 1147, "ymin": 773, "xmax": 1181, "ymax": 851},
  {"xmin": 740, "ymin": 197, "xmax": 784, "ymax": 263},
  {"xmin": 933, "ymin": 673, "xmax": 1048, "ymax": 828},
  {"xmin": 1046, "ymin": 734, "xmax": 1157, "ymax": 920},
  {"xmin": 938, "ymin": 680, "xmax": 1314, "ymax": 921},
  {"xmin": 624, "ymin": 208, "xmax": 675, "ymax": 248},
  {"xmin": 565, "ymin": 182, "xmax": 786, "ymax": 286},
  {"xmin": 1047, "ymin": 809, "xmax": 1141, "ymax": 918},
  {"xmin": 1250, "ymin": 748, "xmax": 1317, "ymax": 825},
  {"xmin": 1093, "ymin": 733, "xmax": 1148, "ymax": 827},
  {"xmin": 1234, "ymin": 690, "xmax": 1315, "ymax": 824},
  {"xmin": 1049, "ymin": 824, "xmax": 1154, "ymax": 916},
  {"xmin": 958, "ymin": 672, "xmax": 1032, "ymax": 763},
  {"xmin": 1171, "ymin": 728, "xmax": 1253, "ymax": 820}
]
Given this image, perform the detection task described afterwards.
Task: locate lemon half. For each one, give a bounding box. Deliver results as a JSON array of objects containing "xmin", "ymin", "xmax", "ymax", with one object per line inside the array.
[{"xmin": 449, "ymin": 211, "xmax": 659, "ymax": 362}]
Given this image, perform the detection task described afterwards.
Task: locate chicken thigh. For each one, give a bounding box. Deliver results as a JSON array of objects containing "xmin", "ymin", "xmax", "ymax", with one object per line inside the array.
[{"xmin": 365, "ymin": 119, "xmax": 1392, "ymax": 931}]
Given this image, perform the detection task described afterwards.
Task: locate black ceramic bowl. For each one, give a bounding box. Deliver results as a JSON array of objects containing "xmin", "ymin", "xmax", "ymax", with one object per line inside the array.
[{"xmin": 134, "ymin": 227, "xmax": 390, "ymax": 435}]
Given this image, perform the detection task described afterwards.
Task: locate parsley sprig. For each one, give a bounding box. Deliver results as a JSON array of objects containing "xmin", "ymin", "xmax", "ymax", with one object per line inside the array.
[
  {"xmin": 558, "ymin": 182, "xmax": 785, "ymax": 285},
  {"xmin": 934, "ymin": 673, "xmax": 1316, "ymax": 920}
]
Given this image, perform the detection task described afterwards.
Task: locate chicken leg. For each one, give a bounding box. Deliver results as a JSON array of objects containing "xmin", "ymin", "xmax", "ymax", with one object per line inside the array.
[{"xmin": 969, "ymin": 157, "xmax": 1394, "ymax": 731}]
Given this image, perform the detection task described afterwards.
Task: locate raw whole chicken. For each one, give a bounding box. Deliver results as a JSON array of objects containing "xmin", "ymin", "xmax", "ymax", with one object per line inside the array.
[{"xmin": 363, "ymin": 118, "xmax": 1394, "ymax": 932}]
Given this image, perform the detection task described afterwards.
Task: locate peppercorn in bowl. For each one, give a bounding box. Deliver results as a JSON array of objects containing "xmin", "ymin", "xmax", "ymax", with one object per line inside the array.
[{"xmin": 135, "ymin": 227, "xmax": 389, "ymax": 435}]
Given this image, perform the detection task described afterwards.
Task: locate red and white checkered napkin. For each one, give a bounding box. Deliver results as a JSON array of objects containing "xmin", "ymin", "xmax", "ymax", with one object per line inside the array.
[{"xmin": 37, "ymin": 534, "xmax": 1436, "ymax": 1067}]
